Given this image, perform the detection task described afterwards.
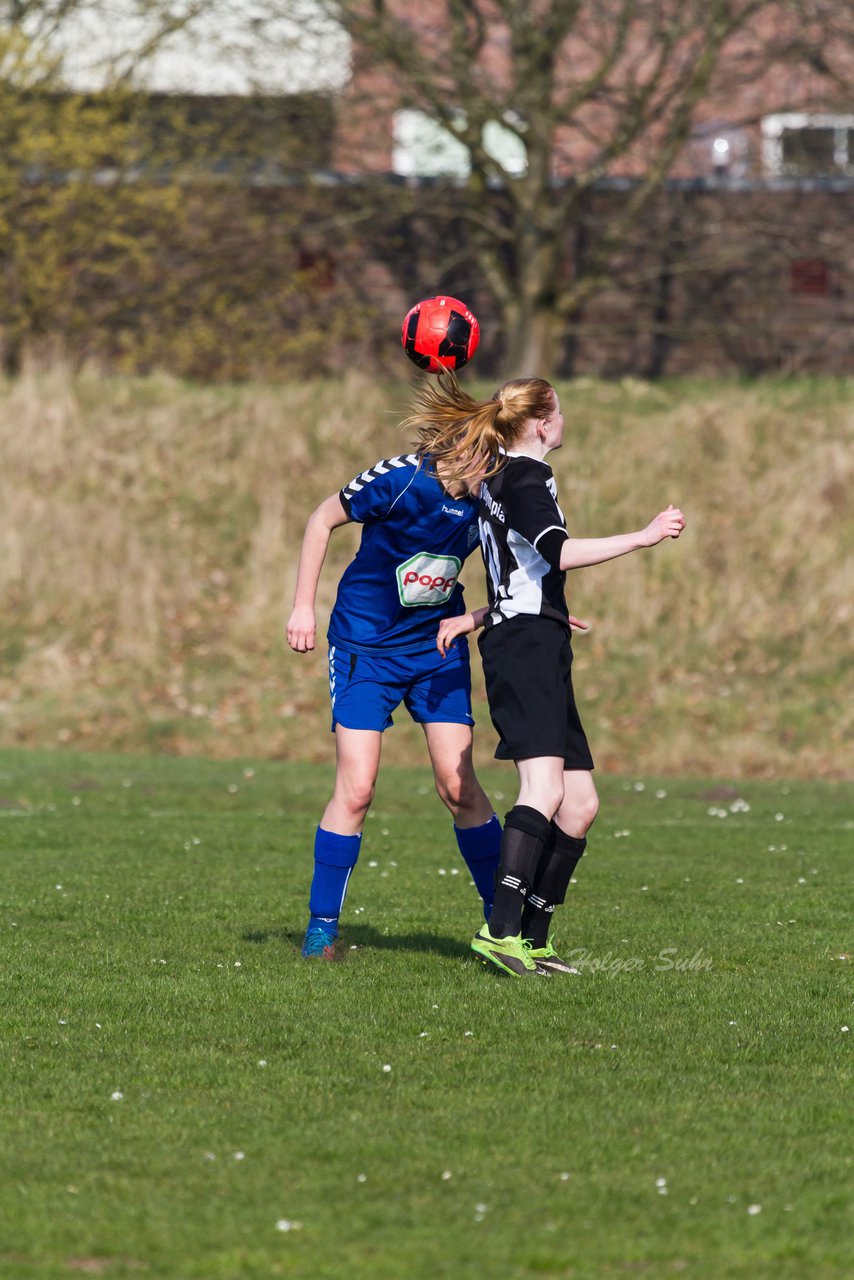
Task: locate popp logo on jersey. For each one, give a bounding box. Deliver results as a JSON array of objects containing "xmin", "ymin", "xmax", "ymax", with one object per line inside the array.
[{"xmin": 396, "ymin": 553, "xmax": 462, "ymax": 607}]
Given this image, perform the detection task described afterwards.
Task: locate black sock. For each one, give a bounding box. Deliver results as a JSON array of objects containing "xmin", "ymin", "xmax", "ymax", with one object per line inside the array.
[
  {"xmin": 487, "ymin": 806, "xmax": 552, "ymax": 939},
  {"xmin": 521, "ymin": 827, "xmax": 587, "ymax": 948}
]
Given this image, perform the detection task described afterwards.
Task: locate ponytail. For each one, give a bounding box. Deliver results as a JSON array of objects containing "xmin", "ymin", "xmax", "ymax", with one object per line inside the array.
[{"xmin": 402, "ymin": 369, "xmax": 556, "ymax": 494}]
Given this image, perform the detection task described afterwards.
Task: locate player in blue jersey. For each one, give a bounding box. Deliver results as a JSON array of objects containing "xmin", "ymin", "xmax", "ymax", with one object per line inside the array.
[{"xmin": 287, "ymin": 446, "xmax": 502, "ymax": 959}]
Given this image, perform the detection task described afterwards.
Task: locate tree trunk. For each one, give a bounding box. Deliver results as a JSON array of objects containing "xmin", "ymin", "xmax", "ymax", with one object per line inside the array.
[{"xmin": 499, "ymin": 297, "xmax": 567, "ymax": 381}]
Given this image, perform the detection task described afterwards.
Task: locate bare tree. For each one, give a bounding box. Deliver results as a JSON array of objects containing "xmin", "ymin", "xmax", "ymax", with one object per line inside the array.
[{"xmin": 301, "ymin": 0, "xmax": 854, "ymax": 376}]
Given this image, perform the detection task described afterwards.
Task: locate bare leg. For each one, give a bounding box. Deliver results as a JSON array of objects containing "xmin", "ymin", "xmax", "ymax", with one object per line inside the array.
[
  {"xmin": 420, "ymin": 721, "xmax": 494, "ymax": 827},
  {"xmin": 320, "ymin": 726, "xmax": 384, "ymax": 834},
  {"xmin": 554, "ymin": 769, "xmax": 600, "ymax": 838},
  {"xmin": 421, "ymin": 722, "xmax": 500, "ymax": 916}
]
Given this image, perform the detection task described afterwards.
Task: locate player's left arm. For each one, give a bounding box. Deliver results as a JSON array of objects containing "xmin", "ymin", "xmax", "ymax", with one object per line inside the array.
[
  {"xmin": 558, "ymin": 505, "xmax": 685, "ymax": 570},
  {"xmin": 286, "ymin": 494, "xmax": 351, "ymax": 653}
]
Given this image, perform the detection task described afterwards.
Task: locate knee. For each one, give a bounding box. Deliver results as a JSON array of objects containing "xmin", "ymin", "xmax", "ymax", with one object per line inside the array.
[
  {"xmin": 435, "ymin": 765, "xmax": 484, "ymax": 817},
  {"xmin": 580, "ymin": 791, "xmax": 600, "ymax": 832},
  {"xmin": 434, "ymin": 770, "xmax": 465, "ymax": 814},
  {"xmin": 337, "ymin": 775, "xmax": 376, "ymax": 820},
  {"xmin": 562, "ymin": 791, "xmax": 599, "ymax": 836}
]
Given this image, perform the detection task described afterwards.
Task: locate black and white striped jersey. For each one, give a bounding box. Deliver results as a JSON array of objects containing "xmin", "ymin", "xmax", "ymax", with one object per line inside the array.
[{"xmin": 478, "ymin": 453, "xmax": 570, "ymax": 630}]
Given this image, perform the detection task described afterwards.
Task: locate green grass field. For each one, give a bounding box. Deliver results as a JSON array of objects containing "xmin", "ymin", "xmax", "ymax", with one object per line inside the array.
[{"xmin": 1, "ymin": 747, "xmax": 851, "ymax": 1279}]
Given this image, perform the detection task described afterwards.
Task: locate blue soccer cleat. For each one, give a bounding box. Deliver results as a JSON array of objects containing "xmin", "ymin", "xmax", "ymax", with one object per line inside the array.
[{"xmin": 301, "ymin": 923, "xmax": 337, "ymax": 959}]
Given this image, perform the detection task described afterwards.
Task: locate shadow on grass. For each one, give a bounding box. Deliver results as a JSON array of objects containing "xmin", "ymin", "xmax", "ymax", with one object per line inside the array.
[{"xmin": 241, "ymin": 923, "xmax": 469, "ymax": 959}]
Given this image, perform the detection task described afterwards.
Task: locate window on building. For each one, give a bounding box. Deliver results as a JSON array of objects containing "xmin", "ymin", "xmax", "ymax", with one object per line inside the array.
[
  {"xmin": 392, "ymin": 109, "xmax": 527, "ymax": 179},
  {"xmin": 763, "ymin": 114, "xmax": 854, "ymax": 177}
]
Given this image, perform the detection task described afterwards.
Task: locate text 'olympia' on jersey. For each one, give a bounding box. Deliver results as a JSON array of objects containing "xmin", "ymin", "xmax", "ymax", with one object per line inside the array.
[
  {"xmin": 329, "ymin": 452, "xmax": 481, "ymax": 657},
  {"xmin": 478, "ymin": 451, "xmax": 571, "ymax": 630}
]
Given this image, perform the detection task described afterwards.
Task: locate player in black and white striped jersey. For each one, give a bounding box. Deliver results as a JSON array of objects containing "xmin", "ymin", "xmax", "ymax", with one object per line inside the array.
[{"xmin": 429, "ymin": 374, "xmax": 686, "ymax": 976}]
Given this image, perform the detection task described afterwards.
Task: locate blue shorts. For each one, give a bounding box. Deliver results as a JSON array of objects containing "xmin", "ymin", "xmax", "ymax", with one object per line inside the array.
[{"xmin": 328, "ymin": 642, "xmax": 474, "ymax": 732}]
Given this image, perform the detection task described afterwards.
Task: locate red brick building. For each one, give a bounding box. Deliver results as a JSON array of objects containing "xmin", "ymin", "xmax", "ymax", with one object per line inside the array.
[{"xmin": 321, "ymin": 2, "xmax": 854, "ymax": 375}]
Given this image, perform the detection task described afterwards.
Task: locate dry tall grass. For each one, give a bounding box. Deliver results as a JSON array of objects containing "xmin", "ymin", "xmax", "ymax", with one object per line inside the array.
[{"xmin": 1, "ymin": 362, "xmax": 851, "ymax": 777}]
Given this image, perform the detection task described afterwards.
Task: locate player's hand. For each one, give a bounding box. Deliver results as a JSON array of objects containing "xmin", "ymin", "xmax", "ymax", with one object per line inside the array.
[
  {"xmin": 437, "ymin": 612, "xmax": 476, "ymax": 656},
  {"xmin": 642, "ymin": 505, "xmax": 686, "ymax": 547},
  {"xmin": 287, "ymin": 606, "xmax": 316, "ymax": 653},
  {"xmin": 568, "ymin": 615, "xmax": 590, "ymax": 632}
]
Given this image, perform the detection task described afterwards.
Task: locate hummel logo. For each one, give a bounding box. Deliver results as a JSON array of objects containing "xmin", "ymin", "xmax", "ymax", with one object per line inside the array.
[{"xmin": 442, "ymin": 503, "xmax": 465, "ymax": 517}]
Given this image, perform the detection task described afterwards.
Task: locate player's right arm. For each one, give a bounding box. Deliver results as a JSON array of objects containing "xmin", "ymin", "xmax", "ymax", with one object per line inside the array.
[{"xmin": 286, "ymin": 494, "xmax": 351, "ymax": 653}]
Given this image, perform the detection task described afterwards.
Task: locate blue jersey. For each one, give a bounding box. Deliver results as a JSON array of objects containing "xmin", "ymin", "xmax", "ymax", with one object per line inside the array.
[{"xmin": 328, "ymin": 453, "xmax": 481, "ymax": 655}]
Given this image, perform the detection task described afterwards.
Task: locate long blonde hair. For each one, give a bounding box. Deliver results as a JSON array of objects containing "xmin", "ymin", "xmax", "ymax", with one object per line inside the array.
[{"xmin": 403, "ymin": 369, "xmax": 557, "ymax": 493}]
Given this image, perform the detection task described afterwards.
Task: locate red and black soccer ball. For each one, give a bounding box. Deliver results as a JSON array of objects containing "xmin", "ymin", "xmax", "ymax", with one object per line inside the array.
[{"xmin": 401, "ymin": 295, "xmax": 480, "ymax": 373}]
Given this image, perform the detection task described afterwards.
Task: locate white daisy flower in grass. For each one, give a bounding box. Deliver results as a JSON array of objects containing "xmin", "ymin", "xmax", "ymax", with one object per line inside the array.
[
  {"xmin": 356, "ymin": 1174, "xmax": 367, "ymax": 1183},
  {"xmin": 275, "ymin": 1219, "xmax": 302, "ymax": 1232},
  {"xmin": 747, "ymin": 1204, "xmax": 762, "ymax": 1215},
  {"xmin": 441, "ymin": 1171, "xmax": 452, "ymax": 1181},
  {"xmin": 560, "ymin": 1172, "xmax": 570, "ymax": 1181},
  {"xmin": 258, "ymin": 1060, "xmax": 267, "ymax": 1067},
  {"xmin": 382, "ymin": 1064, "xmax": 392, "ymax": 1073},
  {"xmin": 110, "ymin": 1091, "xmax": 123, "ymax": 1101}
]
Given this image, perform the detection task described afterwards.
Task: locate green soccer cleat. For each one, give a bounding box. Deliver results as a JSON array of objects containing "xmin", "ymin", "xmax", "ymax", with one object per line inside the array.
[
  {"xmin": 527, "ymin": 938, "xmax": 579, "ymax": 975},
  {"xmin": 471, "ymin": 926, "xmax": 537, "ymax": 976}
]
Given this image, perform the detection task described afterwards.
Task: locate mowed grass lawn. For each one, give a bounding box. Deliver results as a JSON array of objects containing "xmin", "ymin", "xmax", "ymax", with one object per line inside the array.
[{"xmin": 0, "ymin": 748, "xmax": 851, "ymax": 1280}]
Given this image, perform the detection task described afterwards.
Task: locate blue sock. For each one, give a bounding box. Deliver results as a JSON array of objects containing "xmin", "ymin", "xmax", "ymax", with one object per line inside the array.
[
  {"xmin": 454, "ymin": 815, "xmax": 502, "ymax": 921},
  {"xmin": 308, "ymin": 828, "xmax": 362, "ymax": 934}
]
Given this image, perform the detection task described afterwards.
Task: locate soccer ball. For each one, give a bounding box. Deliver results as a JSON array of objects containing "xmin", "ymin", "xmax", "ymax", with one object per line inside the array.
[{"xmin": 401, "ymin": 295, "xmax": 480, "ymax": 373}]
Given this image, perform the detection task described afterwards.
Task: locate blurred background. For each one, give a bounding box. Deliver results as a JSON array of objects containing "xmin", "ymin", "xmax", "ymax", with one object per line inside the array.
[{"xmin": 1, "ymin": 1, "xmax": 851, "ymax": 777}]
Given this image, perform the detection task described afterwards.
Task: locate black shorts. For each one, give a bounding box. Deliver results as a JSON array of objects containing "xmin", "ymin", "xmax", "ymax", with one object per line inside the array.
[{"xmin": 478, "ymin": 616, "xmax": 594, "ymax": 769}]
